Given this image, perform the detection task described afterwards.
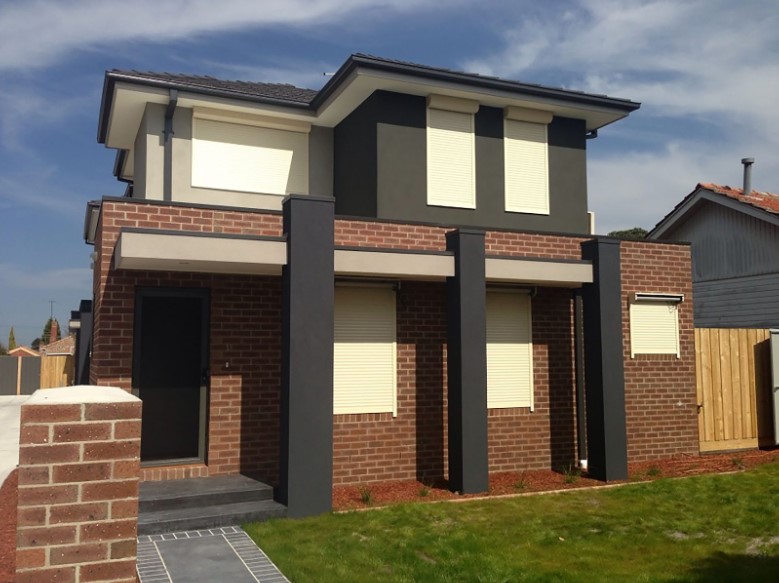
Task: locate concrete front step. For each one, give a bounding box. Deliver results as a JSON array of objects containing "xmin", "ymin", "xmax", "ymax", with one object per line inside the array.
[
  {"xmin": 138, "ymin": 474, "xmax": 285, "ymax": 534},
  {"xmin": 139, "ymin": 474, "xmax": 274, "ymax": 513},
  {"xmin": 137, "ymin": 499, "xmax": 287, "ymax": 535}
]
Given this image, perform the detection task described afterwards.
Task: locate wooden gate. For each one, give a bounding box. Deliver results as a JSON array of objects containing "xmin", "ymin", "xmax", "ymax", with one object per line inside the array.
[
  {"xmin": 40, "ymin": 355, "xmax": 75, "ymax": 389},
  {"xmin": 695, "ymin": 328, "xmax": 773, "ymax": 452}
]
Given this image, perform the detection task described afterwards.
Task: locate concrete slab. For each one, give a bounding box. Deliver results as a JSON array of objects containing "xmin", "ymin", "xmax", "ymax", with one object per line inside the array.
[{"xmin": 137, "ymin": 526, "xmax": 289, "ymax": 583}]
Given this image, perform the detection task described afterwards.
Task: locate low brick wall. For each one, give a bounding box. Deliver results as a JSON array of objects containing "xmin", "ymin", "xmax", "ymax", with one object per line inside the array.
[
  {"xmin": 15, "ymin": 386, "xmax": 141, "ymax": 583},
  {"xmin": 0, "ymin": 470, "xmax": 18, "ymax": 583}
]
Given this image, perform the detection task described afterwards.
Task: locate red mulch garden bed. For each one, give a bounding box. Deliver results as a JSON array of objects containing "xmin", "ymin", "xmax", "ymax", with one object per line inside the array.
[{"xmin": 332, "ymin": 448, "xmax": 779, "ymax": 511}]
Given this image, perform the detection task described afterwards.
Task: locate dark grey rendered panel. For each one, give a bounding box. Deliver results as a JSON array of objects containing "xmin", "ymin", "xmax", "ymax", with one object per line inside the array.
[
  {"xmin": 355, "ymin": 91, "xmax": 590, "ymax": 233},
  {"xmin": 0, "ymin": 357, "xmax": 19, "ymax": 395},
  {"xmin": 580, "ymin": 238, "xmax": 628, "ymax": 481},
  {"xmin": 75, "ymin": 299, "xmax": 93, "ymax": 385},
  {"xmin": 20, "ymin": 357, "xmax": 41, "ymax": 395},
  {"xmin": 333, "ymin": 94, "xmax": 378, "ymax": 217},
  {"xmin": 693, "ymin": 273, "xmax": 779, "ymax": 328},
  {"xmin": 279, "ymin": 195, "xmax": 335, "ymax": 517},
  {"xmin": 446, "ymin": 229, "xmax": 489, "ymax": 493}
]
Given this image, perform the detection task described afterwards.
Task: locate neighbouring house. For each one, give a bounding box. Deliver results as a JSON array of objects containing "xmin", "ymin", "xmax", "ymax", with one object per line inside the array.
[
  {"xmin": 648, "ymin": 163, "xmax": 779, "ymax": 328},
  {"xmin": 38, "ymin": 335, "xmax": 76, "ymax": 356},
  {"xmin": 6, "ymin": 346, "xmax": 38, "ymax": 358},
  {"xmin": 80, "ymin": 53, "xmax": 698, "ymax": 518}
]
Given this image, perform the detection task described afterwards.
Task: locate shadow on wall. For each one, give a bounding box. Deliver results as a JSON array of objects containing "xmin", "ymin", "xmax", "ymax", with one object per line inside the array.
[
  {"xmin": 542, "ymin": 288, "xmax": 578, "ymax": 470},
  {"xmin": 754, "ymin": 339, "xmax": 774, "ymax": 445},
  {"xmin": 405, "ymin": 282, "xmax": 448, "ymax": 486}
]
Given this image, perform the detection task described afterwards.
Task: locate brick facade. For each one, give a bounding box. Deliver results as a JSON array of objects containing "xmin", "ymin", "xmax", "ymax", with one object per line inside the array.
[
  {"xmin": 0, "ymin": 470, "xmax": 17, "ymax": 583},
  {"xmin": 15, "ymin": 388, "xmax": 141, "ymax": 583},
  {"xmin": 621, "ymin": 241, "xmax": 698, "ymax": 461},
  {"xmin": 90, "ymin": 199, "xmax": 697, "ymax": 490}
]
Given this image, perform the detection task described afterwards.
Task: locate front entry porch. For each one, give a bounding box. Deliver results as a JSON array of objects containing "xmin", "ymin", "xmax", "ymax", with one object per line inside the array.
[{"xmin": 138, "ymin": 474, "xmax": 286, "ymax": 535}]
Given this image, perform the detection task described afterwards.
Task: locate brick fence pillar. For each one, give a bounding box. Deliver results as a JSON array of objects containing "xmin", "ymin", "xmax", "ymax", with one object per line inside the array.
[{"xmin": 15, "ymin": 387, "xmax": 141, "ymax": 583}]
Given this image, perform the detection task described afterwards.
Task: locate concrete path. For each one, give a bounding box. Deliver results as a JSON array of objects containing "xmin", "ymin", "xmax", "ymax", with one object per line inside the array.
[{"xmin": 137, "ymin": 526, "xmax": 289, "ymax": 583}]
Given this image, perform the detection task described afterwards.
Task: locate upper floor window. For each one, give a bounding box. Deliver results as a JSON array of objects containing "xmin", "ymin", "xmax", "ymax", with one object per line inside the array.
[
  {"xmin": 191, "ymin": 108, "xmax": 310, "ymax": 196},
  {"xmin": 426, "ymin": 95, "xmax": 479, "ymax": 209},
  {"xmin": 504, "ymin": 107, "xmax": 553, "ymax": 215}
]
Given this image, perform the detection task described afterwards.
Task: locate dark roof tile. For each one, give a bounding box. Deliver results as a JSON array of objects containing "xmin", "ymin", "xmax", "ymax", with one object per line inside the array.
[{"xmin": 108, "ymin": 69, "xmax": 318, "ymax": 104}]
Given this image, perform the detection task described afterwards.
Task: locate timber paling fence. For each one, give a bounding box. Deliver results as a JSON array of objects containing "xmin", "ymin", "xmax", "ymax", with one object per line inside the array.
[
  {"xmin": 0, "ymin": 355, "xmax": 74, "ymax": 395},
  {"xmin": 695, "ymin": 328, "xmax": 773, "ymax": 452}
]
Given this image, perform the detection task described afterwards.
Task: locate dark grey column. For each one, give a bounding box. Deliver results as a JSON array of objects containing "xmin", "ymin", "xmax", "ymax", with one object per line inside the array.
[
  {"xmin": 279, "ymin": 195, "xmax": 334, "ymax": 517},
  {"xmin": 75, "ymin": 299, "xmax": 93, "ymax": 385},
  {"xmin": 446, "ymin": 229, "xmax": 489, "ymax": 493},
  {"xmin": 580, "ymin": 238, "xmax": 628, "ymax": 481}
]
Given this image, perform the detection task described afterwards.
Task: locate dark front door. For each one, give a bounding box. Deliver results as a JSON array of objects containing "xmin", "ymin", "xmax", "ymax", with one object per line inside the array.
[{"xmin": 133, "ymin": 289, "xmax": 209, "ymax": 464}]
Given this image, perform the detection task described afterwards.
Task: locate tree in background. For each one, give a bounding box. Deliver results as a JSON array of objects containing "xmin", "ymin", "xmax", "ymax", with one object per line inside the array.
[
  {"xmin": 607, "ymin": 227, "xmax": 648, "ymax": 240},
  {"xmin": 8, "ymin": 327, "xmax": 16, "ymax": 351},
  {"xmin": 31, "ymin": 338, "xmax": 41, "ymax": 351},
  {"xmin": 0, "ymin": 342, "xmax": 6, "ymax": 356},
  {"xmin": 41, "ymin": 318, "xmax": 61, "ymax": 345}
]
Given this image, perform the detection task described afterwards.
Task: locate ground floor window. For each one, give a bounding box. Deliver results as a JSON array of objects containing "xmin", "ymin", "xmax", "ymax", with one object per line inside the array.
[
  {"xmin": 333, "ymin": 285, "xmax": 397, "ymax": 415},
  {"xmin": 486, "ymin": 290, "xmax": 534, "ymax": 409}
]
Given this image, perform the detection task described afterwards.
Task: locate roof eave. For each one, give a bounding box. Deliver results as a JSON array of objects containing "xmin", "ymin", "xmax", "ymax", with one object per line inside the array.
[
  {"xmin": 648, "ymin": 185, "xmax": 779, "ymax": 239},
  {"xmin": 312, "ymin": 54, "xmax": 641, "ymax": 115},
  {"xmin": 98, "ymin": 71, "xmax": 313, "ymax": 145}
]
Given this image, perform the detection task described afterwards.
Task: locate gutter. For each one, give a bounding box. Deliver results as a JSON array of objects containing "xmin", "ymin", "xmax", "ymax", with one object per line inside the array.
[{"xmin": 311, "ymin": 54, "xmax": 642, "ymax": 113}]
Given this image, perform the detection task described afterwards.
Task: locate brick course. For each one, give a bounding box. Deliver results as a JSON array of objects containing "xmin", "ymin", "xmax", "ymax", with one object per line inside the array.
[
  {"xmin": 15, "ymin": 389, "xmax": 141, "ymax": 582},
  {"xmin": 90, "ymin": 199, "xmax": 697, "ymax": 491},
  {"xmin": 0, "ymin": 470, "xmax": 18, "ymax": 583},
  {"xmin": 620, "ymin": 241, "xmax": 698, "ymax": 461}
]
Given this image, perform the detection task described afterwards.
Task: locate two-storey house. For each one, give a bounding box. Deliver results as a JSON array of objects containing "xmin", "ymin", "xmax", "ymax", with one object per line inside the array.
[{"xmin": 81, "ymin": 54, "xmax": 698, "ymax": 520}]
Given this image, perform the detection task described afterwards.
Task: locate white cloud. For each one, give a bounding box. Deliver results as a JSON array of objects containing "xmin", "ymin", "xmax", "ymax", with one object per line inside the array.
[
  {"xmin": 462, "ymin": 0, "xmax": 779, "ymax": 231},
  {"xmin": 0, "ymin": 0, "xmax": 442, "ymax": 71},
  {"xmin": 589, "ymin": 139, "xmax": 779, "ymax": 234}
]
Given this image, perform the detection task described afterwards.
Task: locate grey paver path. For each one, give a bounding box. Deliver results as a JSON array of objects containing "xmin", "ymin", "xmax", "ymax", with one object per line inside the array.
[{"xmin": 137, "ymin": 526, "xmax": 289, "ymax": 583}]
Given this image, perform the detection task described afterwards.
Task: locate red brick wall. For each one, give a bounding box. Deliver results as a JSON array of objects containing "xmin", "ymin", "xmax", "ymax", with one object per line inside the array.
[
  {"xmin": 333, "ymin": 281, "xmax": 448, "ymax": 486},
  {"xmin": 15, "ymin": 390, "xmax": 141, "ymax": 583},
  {"xmin": 621, "ymin": 241, "xmax": 698, "ymax": 462},
  {"xmin": 334, "ymin": 219, "xmax": 447, "ymax": 251},
  {"xmin": 91, "ymin": 200, "xmax": 697, "ymax": 488},
  {"xmin": 485, "ymin": 231, "xmax": 586, "ymax": 260},
  {"xmin": 488, "ymin": 287, "xmax": 578, "ymax": 473},
  {"xmin": 0, "ymin": 471, "xmax": 17, "ymax": 583},
  {"xmin": 92, "ymin": 201, "xmax": 283, "ymax": 482}
]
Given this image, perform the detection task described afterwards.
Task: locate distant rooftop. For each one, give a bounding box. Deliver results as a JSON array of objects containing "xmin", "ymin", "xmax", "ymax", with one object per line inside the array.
[{"xmin": 698, "ymin": 182, "xmax": 779, "ymax": 215}]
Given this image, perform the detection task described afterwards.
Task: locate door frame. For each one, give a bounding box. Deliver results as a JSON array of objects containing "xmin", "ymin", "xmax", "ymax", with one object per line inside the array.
[{"xmin": 132, "ymin": 287, "xmax": 210, "ymax": 467}]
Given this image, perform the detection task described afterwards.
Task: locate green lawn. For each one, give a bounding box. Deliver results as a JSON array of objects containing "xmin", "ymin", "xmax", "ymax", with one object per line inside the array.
[{"xmin": 245, "ymin": 463, "xmax": 779, "ymax": 582}]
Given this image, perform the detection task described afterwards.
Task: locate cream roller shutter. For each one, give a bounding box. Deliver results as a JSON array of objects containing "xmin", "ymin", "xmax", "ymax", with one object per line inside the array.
[
  {"xmin": 630, "ymin": 302, "xmax": 680, "ymax": 357},
  {"xmin": 334, "ymin": 287, "xmax": 397, "ymax": 415},
  {"xmin": 486, "ymin": 292, "xmax": 534, "ymax": 409},
  {"xmin": 504, "ymin": 119, "xmax": 549, "ymax": 215},
  {"xmin": 426, "ymin": 108, "xmax": 475, "ymax": 209},
  {"xmin": 192, "ymin": 117, "xmax": 309, "ymax": 195}
]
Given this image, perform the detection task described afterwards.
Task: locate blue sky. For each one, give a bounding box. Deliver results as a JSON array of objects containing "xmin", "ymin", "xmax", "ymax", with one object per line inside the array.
[{"xmin": 1, "ymin": 0, "xmax": 777, "ymax": 345}]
